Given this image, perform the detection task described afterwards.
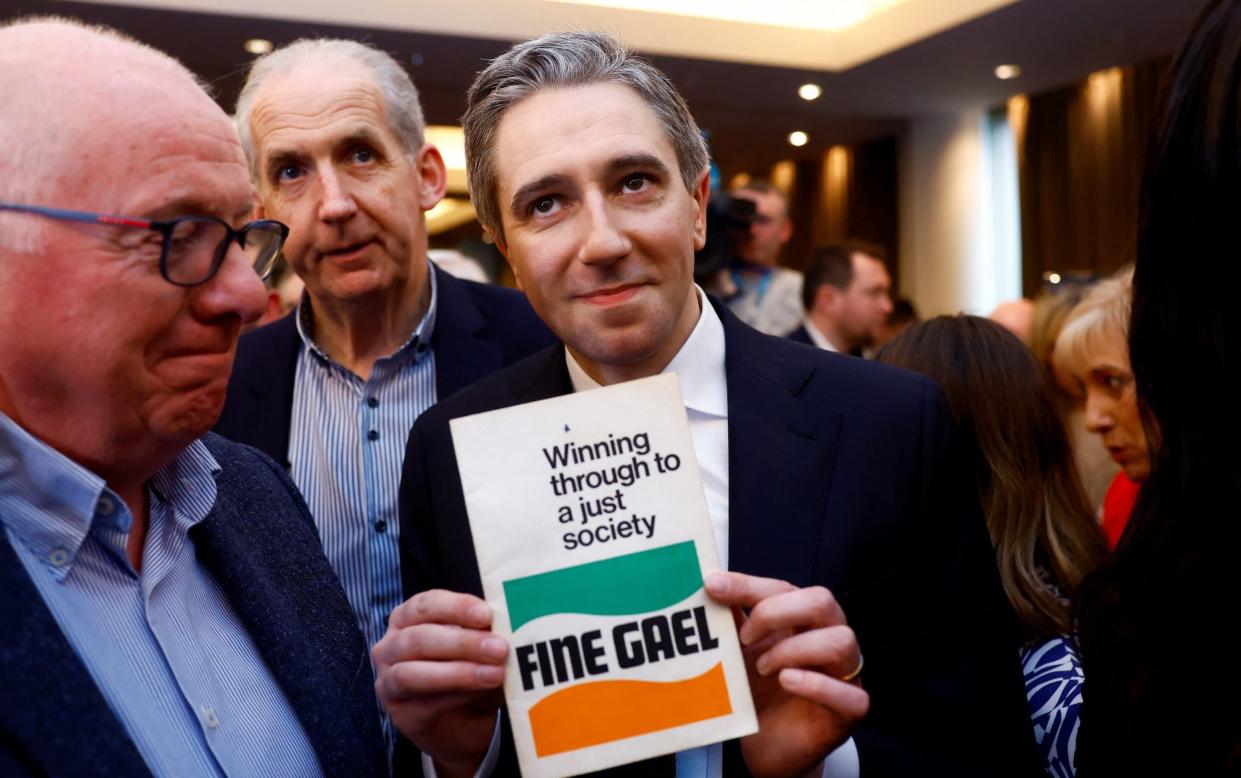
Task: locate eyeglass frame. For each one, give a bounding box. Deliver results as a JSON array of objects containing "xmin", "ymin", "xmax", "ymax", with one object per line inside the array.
[{"xmin": 0, "ymin": 202, "xmax": 289, "ymax": 287}]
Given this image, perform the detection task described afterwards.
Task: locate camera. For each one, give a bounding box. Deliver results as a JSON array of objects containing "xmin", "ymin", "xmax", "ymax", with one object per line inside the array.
[{"xmin": 693, "ymin": 192, "xmax": 757, "ymax": 281}]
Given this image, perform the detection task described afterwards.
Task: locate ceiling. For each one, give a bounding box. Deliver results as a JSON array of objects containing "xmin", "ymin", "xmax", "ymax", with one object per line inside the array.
[{"xmin": 6, "ymin": 0, "xmax": 1204, "ymax": 174}]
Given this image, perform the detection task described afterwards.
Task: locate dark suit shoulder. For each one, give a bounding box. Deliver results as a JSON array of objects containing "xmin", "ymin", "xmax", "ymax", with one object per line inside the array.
[
  {"xmin": 434, "ymin": 270, "xmax": 556, "ymax": 356},
  {"xmin": 416, "ymin": 344, "xmax": 561, "ymax": 434},
  {"xmin": 730, "ymin": 320, "xmax": 939, "ymax": 420},
  {"xmin": 231, "ymin": 311, "xmax": 300, "ymax": 376},
  {"xmin": 199, "ymin": 433, "xmax": 317, "ymax": 533},
  {"xmin": 214, "ymin": 313, "xmax": 301, "ymax": 461},
  {"xmin": 784, "ymin": 324, "xmax": 813, "ymax": 345}
]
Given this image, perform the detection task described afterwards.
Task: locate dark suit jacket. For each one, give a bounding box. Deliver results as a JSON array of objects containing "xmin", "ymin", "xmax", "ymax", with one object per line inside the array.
[
  {"xmin": 397, "ymin": 298, "xmax": 1040, "ymax": 777},
  {"xmin": 0, "ymin": 434, "xmax": 386, "ymax": 777},
  {"xmin": 786, "ymin": 323, "xmax": 814, "ymax": 346},
  {"xmin": 215, "ymin": 265, "xmax": 555, "ymax": 465}
]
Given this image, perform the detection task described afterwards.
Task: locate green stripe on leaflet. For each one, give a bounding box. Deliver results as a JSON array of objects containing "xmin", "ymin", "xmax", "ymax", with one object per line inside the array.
[{"xmin": 504, "ymin": 541, "xmax": 701, "ymax": 630}]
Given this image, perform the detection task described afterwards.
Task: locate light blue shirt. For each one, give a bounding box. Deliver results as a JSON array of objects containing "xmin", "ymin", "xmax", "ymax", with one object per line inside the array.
[
  {"xmin": 289, "ymin": 266, "xmax": 439, "ymax": 656},
  {"xmin": 0, "ymin": 413, "xmax": 322, "ymax": 777}
]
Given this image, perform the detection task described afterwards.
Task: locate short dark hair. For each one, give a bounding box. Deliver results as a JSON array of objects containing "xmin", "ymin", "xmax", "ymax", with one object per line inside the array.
[
  {"xmin": 462, "ymin": 31, "xmax": 709, "ymax": 244},
  {"xmin": 801, "ymin": 241, "xmax": 887, "ymax": 311},
  {"xmin": 888, "ymin": 297, "xmax": 919, "ymax": 327}
]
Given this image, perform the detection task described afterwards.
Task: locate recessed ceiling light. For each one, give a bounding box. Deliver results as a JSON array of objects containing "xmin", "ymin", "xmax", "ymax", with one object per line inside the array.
[
  {"xmin": 798, "ymin": 83, "xmax": 822, "ymax": 101},
  {"xmin": 244, "ymin": 38, "xmax": 274, "ymax": 55},
  {"xmin": 1047, "ymin": 272, "xmax": 1062, "ymax": 284},
  {"xmin": 788, "ymin": 131, "xmax": 809, "ymax": 147},
  {"xmin": 994, "ymin": 64, "xmax": 1022, "ymax": 80}
]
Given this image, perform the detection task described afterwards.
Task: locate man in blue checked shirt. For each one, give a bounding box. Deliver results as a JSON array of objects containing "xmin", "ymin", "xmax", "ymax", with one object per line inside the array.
[
  {"xmin": 215, "ymin": 39, "xmax": 554, "ymax": 676},
  {"xmin": 0, "ymin": 19, "xmax": 384, "ymax": 777}
]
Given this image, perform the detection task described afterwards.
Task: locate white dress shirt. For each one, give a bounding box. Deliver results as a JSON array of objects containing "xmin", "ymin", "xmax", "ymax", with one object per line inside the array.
[{"xmin": 801, "ymin": 318, "xmax": 841, "ymax": 353}]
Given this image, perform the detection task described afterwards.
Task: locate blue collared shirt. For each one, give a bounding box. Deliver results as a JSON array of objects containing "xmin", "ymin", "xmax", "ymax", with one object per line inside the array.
[
  {"xmin": 0, "ymin": 413, "xmax": 323, "ymax": 778},
  {"xmin": 289, "ymin": 267, "xmax": 439, "ymax": 657}
]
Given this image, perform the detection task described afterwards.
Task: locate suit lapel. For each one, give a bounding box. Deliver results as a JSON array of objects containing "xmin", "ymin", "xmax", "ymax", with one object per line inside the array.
[
  {"xmin": 509, "ymin": 345, "xmax": 573, "ymax": 403},
  {"xmin": 717, "ymin": 302, "xmax": 843, "ymax": 588},
  {"xmin": 241, "ymin": 313, "xmax": 300, "ymax": 466},
  {"xmin": 0, "ymin": 537, "xmax": 151, "ymax": 776},
  {"xmin": 191, "ymin": 491, "xmax": 382, "ymax": 778},
  {"xmin": 432, "ymin": 266, "xmax": 509, "ymax": 399}
]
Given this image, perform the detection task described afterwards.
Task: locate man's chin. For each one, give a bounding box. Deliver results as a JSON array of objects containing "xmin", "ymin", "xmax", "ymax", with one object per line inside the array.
[{"xmin": 147, "ymin": 388, "xmax": 228, "ymax": 445}]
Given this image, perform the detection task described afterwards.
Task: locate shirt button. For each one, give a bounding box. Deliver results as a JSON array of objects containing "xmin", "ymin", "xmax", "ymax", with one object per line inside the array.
[
  {"xmin": 97, "ymin": 495, "xmax": 115, "ymax": 515},
  {"xmin": 49, "ymin": 547, "xmax": 70, "ymax": 567},
  {"xmin": 368, "ymin": 430, "xmax": 380, "ymax": 441},
  {"xmin": 375, "ymin": 519, "xmax": 388, "ymax": 533},
  {"xmin": 200, "ymin": 705, "xmax": 220, "ymax": 730},
  {"xmin": 367, "ymin": 396, "xmax": 379, "ymax": 408}
]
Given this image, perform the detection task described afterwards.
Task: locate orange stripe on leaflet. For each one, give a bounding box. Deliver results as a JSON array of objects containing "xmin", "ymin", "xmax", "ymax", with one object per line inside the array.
[{"xmin": 529, "ymin": 662, "xmax": 732, "ymax": 757}]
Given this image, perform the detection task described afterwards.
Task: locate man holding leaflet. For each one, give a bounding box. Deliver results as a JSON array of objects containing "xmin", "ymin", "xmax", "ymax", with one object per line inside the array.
[{"xmin": 374, "ymin": 31, "xmax": 1038, "ymax": 778}]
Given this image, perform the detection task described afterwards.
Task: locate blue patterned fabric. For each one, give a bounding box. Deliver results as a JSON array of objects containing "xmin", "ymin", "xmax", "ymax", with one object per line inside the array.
[{"xmin": 1021, "ymin": 635, "xmax": 1084, "ymax": 777}]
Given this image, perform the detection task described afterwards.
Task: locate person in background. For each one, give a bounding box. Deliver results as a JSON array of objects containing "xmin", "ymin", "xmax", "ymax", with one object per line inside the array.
[
  {"xmin": 1051, "ymin": 269, "xmax": 1146, "ymax": 549},
  {"xmin": 788, "ymin": 242, "xmax": 893, "ymax": 356},
  {"xmin": 869, "ymin": 296, "xmax": 919, "ymax": 353},
  {"xmin": 878, "ymin": 315, "xmax": 1107, "ymax": 778},
  {"xmin": 710, "ymin": 180, "xmax": 804, "ymax": 335},
  {"xmin": 1029, "ymin": 284, "xmax": 1119, "ymax": 512},
  {"xmin": 215, "ymin": 38, "xmax": 554, "ymax": 667},
  {"xmin": 1074, "ymin": 0, "xmax": 1241, "ymax": 771},
  {"xmin": 0, "ymin": 18, "xmax": 384, "ymax": 775},
  {"xmin": 989, "ymin": 298, "xmax": 1037, "ymax": 345}
]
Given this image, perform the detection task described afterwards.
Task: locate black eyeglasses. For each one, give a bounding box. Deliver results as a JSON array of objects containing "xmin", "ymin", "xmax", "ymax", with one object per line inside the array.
[{"xmin": 0, "ymin": 203, "xmax": 289, "ymax": 287}]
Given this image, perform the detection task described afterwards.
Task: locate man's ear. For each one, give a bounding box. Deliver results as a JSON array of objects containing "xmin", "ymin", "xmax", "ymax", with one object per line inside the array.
[
  {"xmin": 814, "ymin": 283, "xmax": 839, "ymax": 314},
  {"xmin": 691, "ymin": 167, "xmax": 711, "ymax": 251},
  {"xmin": 491, "ymin": 231, "xmax": 523, "ymax": 290},
  {"xmin": 415, "ymin": 144, "xmax": 448, "ymax": 211},
  {"xmin": 778, "ymin": 216, "xmax": 793, "ymax": 244}
]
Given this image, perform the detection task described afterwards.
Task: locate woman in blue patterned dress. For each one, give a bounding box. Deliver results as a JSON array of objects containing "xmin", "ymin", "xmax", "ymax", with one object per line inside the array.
[{"xmin": 879, "ymin": 315, "xmax": 1108, "ymax": 776}]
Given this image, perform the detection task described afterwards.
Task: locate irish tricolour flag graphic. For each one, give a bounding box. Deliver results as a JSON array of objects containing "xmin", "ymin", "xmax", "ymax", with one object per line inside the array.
[{"xmin": 504, "ymin": 541, "xmax": 734, "ymax": 757}]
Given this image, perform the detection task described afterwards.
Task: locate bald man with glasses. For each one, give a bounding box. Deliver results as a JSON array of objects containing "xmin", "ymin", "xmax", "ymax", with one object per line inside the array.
[{"xmin": 0, "ymin": 19, "xmax": 384, "ymax": 777}]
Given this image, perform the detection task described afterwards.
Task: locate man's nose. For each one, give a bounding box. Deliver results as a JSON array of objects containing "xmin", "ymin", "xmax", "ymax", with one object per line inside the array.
[
  {"xmin": 193, "ymin": 241, "xmax": 267, "ymax": 325},
  {"xmin": 317, "ymin": 166, "xmax": 357, "ymax": 222},
  {"xmin": 578, "ymin": 196, "xmax": 631, "ymax": 265}
]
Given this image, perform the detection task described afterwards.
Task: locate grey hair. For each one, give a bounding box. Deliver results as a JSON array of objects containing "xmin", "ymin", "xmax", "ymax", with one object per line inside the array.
[
  {"xmin": 0, "ymin": 16, "xmax": 202, "ymax": 253},
  {"xmin": 463, "ymin": 31, "xmax": 710, "ymax": 244},
  {"xmin": 234, "ymin": 38, "xmax": 426, "ymax": 184},
  {"xmin": 1052, "ymin": 266, "xmax": 1135, "ymax": 381}
]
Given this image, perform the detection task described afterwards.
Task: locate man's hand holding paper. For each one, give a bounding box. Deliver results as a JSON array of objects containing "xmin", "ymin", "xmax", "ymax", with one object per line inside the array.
[
  {"xmin": 705, "ymin": 572, "xmax": 869, "ymax": 777},
  {"xmin": 373, "ymin": 590, "xmax": 506, "ymax": 777}
]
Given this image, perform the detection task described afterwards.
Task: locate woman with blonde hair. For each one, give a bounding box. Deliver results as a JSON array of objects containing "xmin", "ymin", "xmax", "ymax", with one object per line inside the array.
[
  {"xmin": 1051, "ymin": 269, "xmax": 1148, "ymax": 548},
  {"xmin": 879, "ymin": 315, "xmax": 1107, "ymax": 777}
]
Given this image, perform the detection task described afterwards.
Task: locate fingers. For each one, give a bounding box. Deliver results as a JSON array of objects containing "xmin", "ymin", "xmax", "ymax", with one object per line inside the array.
[
  {"xmin": 372, "ymin": 621, "xmax": 508, "ymax": 669},
  {"xmin": 375, "ymin": 657, "xmax": 505, "ymax": 702},
  {"xmin": 778, "ymin": 669, "xmax": 870, "ymax": 720},
  {"xmin": 753, "ymin": 625, "xmax": 859, "ymax": 680},
  {"xmin": 387, "ymin": 589, "xmax": 493, "ymax": 631},
  {"xmin": 372, "ymin": 591, "xmax": 510, "ymax": 708},
  {"xmin": 716, "ymin": 579, "xmax": 845, "ymax": 647},
  {"xmin": 704, "ymin": 571, "xmax": 797, "ymax": 610}
]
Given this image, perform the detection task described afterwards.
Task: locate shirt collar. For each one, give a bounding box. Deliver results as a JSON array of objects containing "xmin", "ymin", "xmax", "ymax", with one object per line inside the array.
[
  {"xmin": 566, "ymin": 286, "xmax": 728, "ymax": 417},
  {"xmin": 294, "ymin": 260, "xmax": 439, "ymax": 370},
  {"xmin": 0, "ymin": 412, "xmax": 221, "ymax": 581},
  {"xmin": 802, "ymin": 318, "xmax": 839, "ymax": 352}
]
